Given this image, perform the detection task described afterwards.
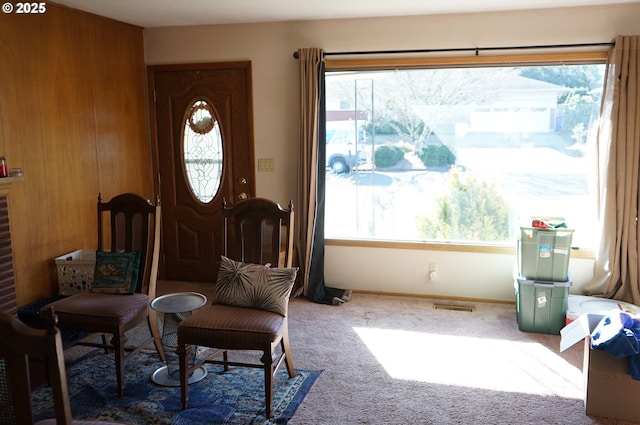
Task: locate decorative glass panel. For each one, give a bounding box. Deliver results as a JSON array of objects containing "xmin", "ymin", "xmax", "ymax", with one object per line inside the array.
[{"xmin": 183, "ymin": 100, "xmax": 222, "ymax": 203}]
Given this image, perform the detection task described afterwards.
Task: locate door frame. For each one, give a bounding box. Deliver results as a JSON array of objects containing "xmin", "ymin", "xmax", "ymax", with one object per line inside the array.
[{"xmin": 146, "ymin": 61, "xmax": 256, "ymax": 280}]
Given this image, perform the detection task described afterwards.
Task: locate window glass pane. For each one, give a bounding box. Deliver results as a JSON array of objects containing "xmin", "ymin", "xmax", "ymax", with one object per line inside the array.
[
  {"xmin": 325, "ymin": 63, "xmax": 605, "ymax": 249},
  {"xmin": 183, "ymin": 100, "xmax": 223, "ymax": 203}
]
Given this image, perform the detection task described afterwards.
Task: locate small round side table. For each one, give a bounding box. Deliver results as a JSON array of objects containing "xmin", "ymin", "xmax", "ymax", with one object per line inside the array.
[{"xmin": 150, "ymin": 291, "xmax": 207, "ymax": 386}]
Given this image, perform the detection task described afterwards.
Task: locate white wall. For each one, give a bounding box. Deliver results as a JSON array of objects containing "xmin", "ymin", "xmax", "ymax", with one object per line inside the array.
[
  {"xmin": 144, "ymin": 4, "xmax": 638, "ymax": 301},
  {"xmin": 326, "ymin": 245, "xmax": 595, "ymax": 301}
]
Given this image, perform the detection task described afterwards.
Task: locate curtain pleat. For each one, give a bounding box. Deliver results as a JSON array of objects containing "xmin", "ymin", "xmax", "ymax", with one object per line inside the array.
[
  {"xmin": 585, "ymin": 35, "xmax": 640, "ymax": 304},
  {"xmin": 296, "ymin": 48, "xmax": 347, "ymax": 304},
  {"xmin": 296, "ymin": 48, "xmax": 324, "ymax": 297}
]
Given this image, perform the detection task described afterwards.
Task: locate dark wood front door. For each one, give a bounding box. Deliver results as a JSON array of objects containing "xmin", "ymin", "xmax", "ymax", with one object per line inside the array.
[{"xmin": 148, "ymin": 62, "xmax": 255, "ymax": 282}]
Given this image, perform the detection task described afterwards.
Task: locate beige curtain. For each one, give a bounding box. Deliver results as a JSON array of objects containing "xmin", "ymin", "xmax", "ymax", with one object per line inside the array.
[
  {"xmin": 585, "ymin": 36, "xmax": 640, "ymax": 303},
  {"xmin": 295, "ymin": 48, "xmax": 324, "ymax": 296}
]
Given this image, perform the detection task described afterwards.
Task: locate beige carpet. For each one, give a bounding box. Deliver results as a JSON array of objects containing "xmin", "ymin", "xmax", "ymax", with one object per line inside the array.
[{"xmin": 71, "ymin": 281, "xmax": 640, "ymax": 424}]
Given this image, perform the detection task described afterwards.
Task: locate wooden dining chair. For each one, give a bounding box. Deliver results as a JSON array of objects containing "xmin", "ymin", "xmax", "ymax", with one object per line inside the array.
[
  {"xmin": 176, "ymin": 197, "xmax": 298, "ymax": 419},
  {"xmin": 42, "ymin": 193, "xmax": 165, "ymax": 397},
  {"xmin": 0, "ymin": 308, "xmax": 125, "ymax": 425}
]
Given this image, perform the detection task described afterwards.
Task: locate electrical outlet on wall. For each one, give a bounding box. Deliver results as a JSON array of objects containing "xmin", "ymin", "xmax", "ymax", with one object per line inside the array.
[{"xmin": 429, "ymin": 263, "xmax": 438, "ymax": 283}]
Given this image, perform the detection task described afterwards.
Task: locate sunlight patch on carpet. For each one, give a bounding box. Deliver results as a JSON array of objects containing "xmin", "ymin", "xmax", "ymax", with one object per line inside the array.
[{"xmin": 353, "ymin": 327, "xmax": 582, "ymax": 399}]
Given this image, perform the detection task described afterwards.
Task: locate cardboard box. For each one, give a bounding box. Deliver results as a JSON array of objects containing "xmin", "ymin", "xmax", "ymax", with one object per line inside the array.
[{"xmin": 560, "ymin": 313, "xmax": 640, "ymax": 422}]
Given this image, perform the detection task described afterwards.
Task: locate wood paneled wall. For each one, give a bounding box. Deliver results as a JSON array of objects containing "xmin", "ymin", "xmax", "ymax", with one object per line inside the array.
[{"xmin": 0, "ymin": 4, "xmax": 152, "ymax": 306}]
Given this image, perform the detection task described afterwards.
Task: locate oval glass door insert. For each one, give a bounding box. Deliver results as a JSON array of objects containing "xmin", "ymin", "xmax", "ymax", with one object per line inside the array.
[{"xmin": 183, "ymin": 100, "xmax": 222, "ymax": 203}]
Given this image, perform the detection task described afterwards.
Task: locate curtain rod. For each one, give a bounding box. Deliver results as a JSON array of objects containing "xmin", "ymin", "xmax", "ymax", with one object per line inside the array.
[{"xmin": 292, "ymin": 42, "xmax": 614, "ymax": 59}]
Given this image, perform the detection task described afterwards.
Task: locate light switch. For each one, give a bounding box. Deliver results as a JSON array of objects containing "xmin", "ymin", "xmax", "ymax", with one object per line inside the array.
[{"xmin": 258, "ymin": 158, "xmax": 275, "ymax": 172}]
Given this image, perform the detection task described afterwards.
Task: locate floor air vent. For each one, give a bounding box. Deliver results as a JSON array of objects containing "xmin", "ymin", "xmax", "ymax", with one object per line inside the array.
[{"xmin": 433, "ymin": 304, "xmax": 475, "ymax": 312}]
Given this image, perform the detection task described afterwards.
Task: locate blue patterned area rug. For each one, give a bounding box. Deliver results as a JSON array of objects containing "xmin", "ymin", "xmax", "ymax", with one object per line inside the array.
[{"xmin": 32, "ymin": 350, "xmax": 320, "ymax": 424}]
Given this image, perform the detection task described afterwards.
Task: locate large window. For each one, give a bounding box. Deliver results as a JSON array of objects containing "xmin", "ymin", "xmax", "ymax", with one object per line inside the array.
[{"xmin": 324, "ymin": 54, "xmax": 606, "ymax": 249}]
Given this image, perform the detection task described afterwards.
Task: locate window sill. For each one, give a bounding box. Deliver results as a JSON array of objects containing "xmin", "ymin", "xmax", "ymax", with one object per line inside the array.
[{"xmin": 325, "ymin": 238, "xmax": 595, "ymax": 259}]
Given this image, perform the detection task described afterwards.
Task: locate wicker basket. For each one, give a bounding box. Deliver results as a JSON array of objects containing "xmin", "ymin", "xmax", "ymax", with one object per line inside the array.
[{"xmin": 55, "ymin": 249, "xmax": 96, "ymax": 295}]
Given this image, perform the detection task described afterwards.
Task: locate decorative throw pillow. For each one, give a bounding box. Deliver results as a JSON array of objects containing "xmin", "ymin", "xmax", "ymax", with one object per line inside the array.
[
  {"xmin": 90, "ymin": 250, "xmax": 141, "ymax": 294},
  {"xmin": 215, "ymin": 255, "xmax": 298, "ymax": 316}
]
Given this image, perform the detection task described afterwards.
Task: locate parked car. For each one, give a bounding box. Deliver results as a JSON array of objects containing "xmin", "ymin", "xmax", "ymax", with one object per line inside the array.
[{"xmin": 326, "ymin": 127, "xmax": 367, "ymax": 174}]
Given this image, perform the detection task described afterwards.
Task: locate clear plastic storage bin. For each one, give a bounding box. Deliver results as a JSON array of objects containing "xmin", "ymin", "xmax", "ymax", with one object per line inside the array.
[
  {"xmin": 517, "ymin": 227, "xmax": 573, "ymax": 281},
  {"xmin": 515, "ymin": 276, "xmax": 571, "ymax": 335}
]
